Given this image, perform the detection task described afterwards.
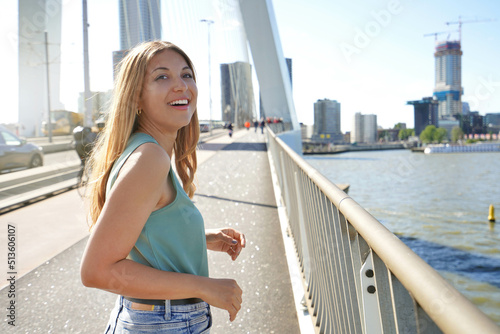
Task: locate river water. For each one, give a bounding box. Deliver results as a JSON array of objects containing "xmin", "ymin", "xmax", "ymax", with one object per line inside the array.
[{"xmin": 306, "ymin": 149, "xmax": 500, "ymax": 325}]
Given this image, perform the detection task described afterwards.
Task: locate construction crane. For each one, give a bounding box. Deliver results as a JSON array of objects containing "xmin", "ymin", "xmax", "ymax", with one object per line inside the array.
[
  {"xmin": 423, "ymin": 30, "xmax": 456, "ymax": 41},
  {"xmin": 446, "ymin": 16, "xmax": 496, "ymax": 43}
]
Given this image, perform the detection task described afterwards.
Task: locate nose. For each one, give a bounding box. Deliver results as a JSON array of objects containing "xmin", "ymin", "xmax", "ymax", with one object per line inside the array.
[{"xmin": 173, "ymin": 76, "xmax": 188, "ymax": 92}]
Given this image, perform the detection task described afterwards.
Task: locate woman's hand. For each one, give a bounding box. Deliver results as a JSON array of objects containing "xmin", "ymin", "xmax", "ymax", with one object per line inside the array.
[
  {"xmin": 199, "ymin": 277, "xmax": 242, "ymax": 322},
  {"xmin": 206, "ymin": 228, "xmax": 246, "ymax": 261}
]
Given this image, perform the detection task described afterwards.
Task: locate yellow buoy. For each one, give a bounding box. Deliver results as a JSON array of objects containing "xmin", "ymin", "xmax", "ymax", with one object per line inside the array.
[{"xmin": 488, "ymin": 204, "xmax": 495, "ymax": 222}]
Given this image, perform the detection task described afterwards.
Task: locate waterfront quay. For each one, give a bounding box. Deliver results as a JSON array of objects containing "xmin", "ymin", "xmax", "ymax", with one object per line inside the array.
[
  {"xmin": 303, "ymin": 140, "xmax": 500, "ymax": 155},
  {"xmin": 0, "ymin": 129, "xmax": 306, "ymax": 333},
  {"xmin": 303, "ymin": 141, "xmax": 409, "ymax": 154}
]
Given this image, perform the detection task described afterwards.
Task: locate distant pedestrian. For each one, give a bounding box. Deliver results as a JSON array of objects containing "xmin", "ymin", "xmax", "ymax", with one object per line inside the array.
[
  {"xmin": 227, "ymin": 122, "xmax": 234, "ymax": 137},
  {"xmin": 73, "ymin": 126, "xmax": 97, "ymax": 168},
  {"xmin": 254, "ymin": 120, "xmax": 258, "ymax": 132},
  {"xmin": 259, "ymin": 118, "xmax": 265, "ymax": 134},
  {"xmin": 244, "ymin": 121, "xmax": 251, "ymax": 130}
]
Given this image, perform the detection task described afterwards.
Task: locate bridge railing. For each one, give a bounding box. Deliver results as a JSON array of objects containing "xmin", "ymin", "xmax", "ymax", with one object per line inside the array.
[{"xmin": 266, "ymin": 128, "xmax": 500, "ymax": 334}]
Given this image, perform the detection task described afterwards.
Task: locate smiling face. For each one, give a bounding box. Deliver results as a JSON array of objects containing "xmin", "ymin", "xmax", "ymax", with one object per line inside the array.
[{"xmin": 138, "ymin": 49, "xmax": 198, "ymax": 134}]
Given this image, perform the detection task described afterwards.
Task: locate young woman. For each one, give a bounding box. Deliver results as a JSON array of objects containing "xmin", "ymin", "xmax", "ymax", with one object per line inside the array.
[{"xmin": 80, "ymin": 41, "xmax": 245, "ymax": 333}]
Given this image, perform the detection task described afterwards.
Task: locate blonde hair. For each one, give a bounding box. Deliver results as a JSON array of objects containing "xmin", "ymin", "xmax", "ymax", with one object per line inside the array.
[{"xmin": 85, "ymin": 41, "xmax": 200, "ymax": 229}]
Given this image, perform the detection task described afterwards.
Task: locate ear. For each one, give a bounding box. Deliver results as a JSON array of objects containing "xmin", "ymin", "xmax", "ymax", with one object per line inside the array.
[{"xmin": 136, "ymin": 93, "xmax": 143, "ymax": 110}]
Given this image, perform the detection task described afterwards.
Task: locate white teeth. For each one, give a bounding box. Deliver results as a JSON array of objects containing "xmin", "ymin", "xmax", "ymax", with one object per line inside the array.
[{"xmin": 169, "ymin": 99, "xmax": 188, "ymax": 106}]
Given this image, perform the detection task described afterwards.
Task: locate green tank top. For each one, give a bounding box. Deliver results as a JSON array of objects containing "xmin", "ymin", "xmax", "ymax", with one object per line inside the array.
[{"xmin": 106, "ymin": 133, "xmax": 209, "ymax": 277}]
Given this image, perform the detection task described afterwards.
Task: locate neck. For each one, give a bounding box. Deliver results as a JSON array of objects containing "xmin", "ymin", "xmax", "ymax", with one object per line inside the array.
[{"xmin": 135, "ymin": 125, "xmax": 176, "ymax": 159}]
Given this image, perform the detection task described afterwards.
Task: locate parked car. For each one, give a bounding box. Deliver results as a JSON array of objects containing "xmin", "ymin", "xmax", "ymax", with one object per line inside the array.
[
  {"xmin": 200, "ymin": 122, "xmax": 210, "ymax": 133},
  {"xmin": 0, "ymin": 126, "xmax": 43, "ymax": 172}
]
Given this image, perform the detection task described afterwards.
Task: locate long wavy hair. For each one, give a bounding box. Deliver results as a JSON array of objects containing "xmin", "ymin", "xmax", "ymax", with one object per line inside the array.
[{"xmin": 85, "ymin": 41, "xmax": 200, "ymax": 229}]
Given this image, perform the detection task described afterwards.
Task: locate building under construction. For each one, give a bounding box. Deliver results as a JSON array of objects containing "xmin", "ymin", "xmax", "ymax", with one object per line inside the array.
[{"xmin": 433, "ymin": 41, "xmax": 463, "ymax": 119}]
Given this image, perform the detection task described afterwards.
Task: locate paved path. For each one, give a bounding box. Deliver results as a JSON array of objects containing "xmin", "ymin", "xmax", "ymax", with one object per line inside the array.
[{"xmin": 0, "ymin": 129, "xmax": 301, "ymax": 333}]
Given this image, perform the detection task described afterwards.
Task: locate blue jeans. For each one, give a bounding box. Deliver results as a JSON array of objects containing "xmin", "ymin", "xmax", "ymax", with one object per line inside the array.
[{"xmin": 104, "ymin": 296, "xmax": 211, "ymax": 333}]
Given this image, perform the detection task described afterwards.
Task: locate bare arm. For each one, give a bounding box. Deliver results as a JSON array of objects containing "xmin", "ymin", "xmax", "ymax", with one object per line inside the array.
[{"xmin": 80, "ymin": 143, "xmax": 242, "ymax": 320}]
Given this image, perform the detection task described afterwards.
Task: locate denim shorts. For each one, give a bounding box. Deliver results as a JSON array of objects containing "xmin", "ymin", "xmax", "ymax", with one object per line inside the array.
[{"xmin": 104, "ymin": 296, "xmax": 211, "ymax": 333}]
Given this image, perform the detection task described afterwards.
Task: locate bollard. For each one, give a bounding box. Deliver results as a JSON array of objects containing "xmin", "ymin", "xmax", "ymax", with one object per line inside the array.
[{"xmin": 488, "ymin": 204, "xmax": 495, "ymax": 222}]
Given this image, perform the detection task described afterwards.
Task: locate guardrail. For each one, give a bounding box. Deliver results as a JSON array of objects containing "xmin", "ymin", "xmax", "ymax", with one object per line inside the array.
[
  {"xmin": 0, "ymin": 161, "xmax": 80, "ymax": 214},
  {"xmin": 266, "ymin": 128, "xmax": 500, "ymax": 333}
]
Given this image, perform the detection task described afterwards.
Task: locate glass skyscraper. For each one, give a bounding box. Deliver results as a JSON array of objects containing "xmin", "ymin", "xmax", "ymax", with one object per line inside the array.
[
  {"xmin": 119, "ymin": 0, "xmax": 161, "ymax": 50},
  {"xmin": 220, "ymin": 62, "xmax": 255, "ymax": 126},
  {"xmin": 113, "ymin": 0, "xmax": 161, "ymax": 72}
]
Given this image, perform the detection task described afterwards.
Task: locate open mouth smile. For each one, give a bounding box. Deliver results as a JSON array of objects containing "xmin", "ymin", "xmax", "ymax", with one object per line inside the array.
[{"xmin": 168, "ymin": 99, "xmax": 189, "ymax": 106}]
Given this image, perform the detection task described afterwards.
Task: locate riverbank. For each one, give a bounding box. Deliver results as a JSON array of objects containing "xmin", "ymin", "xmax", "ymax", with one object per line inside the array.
[{"xmin": 303, "ymin": 142, "xmax": 408, "ymax": 155}]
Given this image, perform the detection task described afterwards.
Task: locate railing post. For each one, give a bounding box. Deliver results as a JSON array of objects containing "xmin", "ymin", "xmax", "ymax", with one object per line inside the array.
[
  {"xmin": 373, "ymin": 252, "xmax": 397, "ymax": 333},
  {"xmin": 360, "ymin": 250, "xmax": 383, "ymax": 334},
  {"xmin": 279, "ymin": 151, "xmax": 292, "ymax": 219},
  {"xmin": 294, "ymin": 170, "xmax": 311, "ymax": 282},
  {"xmin": 389, "ymin": 273, "xmax": 418, "ymax": 333}
]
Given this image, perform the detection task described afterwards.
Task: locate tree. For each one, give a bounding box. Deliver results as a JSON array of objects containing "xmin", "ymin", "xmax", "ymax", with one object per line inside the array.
[
  {"xmin": 379, "ymin": 130, "xmax": 388, "ymax": 142},
  {"xmin": 398, "ymin": 128, "xmax": 415, "ymax": 141},
  {"xmin": 451, "ymin": 126, "xmax": 464, "ymax": 143},
  {"xmin": 435, "ymin": 128, "xmax": 447, "ymax": 143},
  {"xmin": 420, "ymin": 125, "xmax": 448, "ymax": 143},
  {"xmin": 394, "ymin": 123, "xmax": 404, "ymax": 129},
  {"xmin": 420, "ymin": 125, "xmax": 436, "ymax": 144}
]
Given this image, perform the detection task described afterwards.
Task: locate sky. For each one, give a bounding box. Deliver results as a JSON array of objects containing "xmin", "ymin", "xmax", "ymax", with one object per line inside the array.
[{"xmin": 1, "ymin": 0, "xmax": 500, "ymax": 133}]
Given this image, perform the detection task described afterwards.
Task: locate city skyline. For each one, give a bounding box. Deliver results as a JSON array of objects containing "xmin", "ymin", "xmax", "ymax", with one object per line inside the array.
[{"xmin": 1, "ymin": 0, "xmax": 499, "ymax": 133}]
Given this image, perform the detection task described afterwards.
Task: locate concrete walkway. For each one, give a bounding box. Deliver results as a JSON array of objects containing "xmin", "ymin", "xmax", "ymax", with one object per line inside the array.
[{"xmin": 0, "ymin": 129, "xmax": 301, "ymax": 333}]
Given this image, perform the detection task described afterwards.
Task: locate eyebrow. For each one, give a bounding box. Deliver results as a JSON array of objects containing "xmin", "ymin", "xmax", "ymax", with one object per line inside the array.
[{"xmin": 152, "ymin": 66, "xmax": 191, "ymax": 73}]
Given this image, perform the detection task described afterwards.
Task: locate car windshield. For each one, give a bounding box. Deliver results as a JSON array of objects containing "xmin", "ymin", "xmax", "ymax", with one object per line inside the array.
[{"xmin": 1, "ymin": 131, "xmax": 22, "ymax": 146}]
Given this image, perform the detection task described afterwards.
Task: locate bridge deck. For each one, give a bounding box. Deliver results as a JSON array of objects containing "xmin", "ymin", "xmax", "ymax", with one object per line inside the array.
[{"xmin": 0, "ymin": 130, "xmax": 301, "ymax": 333}]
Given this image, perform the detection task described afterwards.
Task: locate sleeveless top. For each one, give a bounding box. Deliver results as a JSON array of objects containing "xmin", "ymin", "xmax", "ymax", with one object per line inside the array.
[{"xmin": 106, "ymin": 133, "xmax": 209, "ymax": 277}]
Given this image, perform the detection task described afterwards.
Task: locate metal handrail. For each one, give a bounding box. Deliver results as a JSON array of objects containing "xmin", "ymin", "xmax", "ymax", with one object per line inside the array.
[{"xmin": 267, "ymin": 128, "xmax": 500, "ymax": 333}]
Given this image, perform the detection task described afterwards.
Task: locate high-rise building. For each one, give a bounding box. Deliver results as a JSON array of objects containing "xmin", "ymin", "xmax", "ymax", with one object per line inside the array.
[
  {"xmin": 220, "ymin": 61, "xmax": 255, "ymax": 126},
  {"xmin": 312, "ymin": 99, "xmax": 342, "ymax": 142},
  {"xmin": 119, "ymin": 0, "xmax": 161, "ymax": 50},
  {"xmin": 363, "ymin": 114, "xmax": 378, "ymax": 143},
  {"xmin": 433, "ymin": 41, "xmax": 463, "ymax": 119},
  {"xmin": 351, "ymin": 112, "xmax": 363, "ymax": 144},
  {"xmin": 462, "ymin": 102, "xmax": 470, "ymax": 114},
  {"xmin": 351, "ymin": 112, "xmax": 377, "ymax": 144},
  {"xmin": 485, "ymin": 113, "xmax": 500, "ymax": 126},
  {"xmin": 113, "ymin": 0, "xmax": 162, "ymax": 70},
  {"xmin": 462, "ymin": 111, "xmax": 485, "ymax": 135},
  {"xmin": 485, "ymin": 113, "xmax": 500, "ymax": 134},
  {"xmin": 18, "ymin": 0, "xmax": 63, "ymax": 137},
  {"xmin": 407, "ymin": 97, "xmax": 439, "ymax": 136}
]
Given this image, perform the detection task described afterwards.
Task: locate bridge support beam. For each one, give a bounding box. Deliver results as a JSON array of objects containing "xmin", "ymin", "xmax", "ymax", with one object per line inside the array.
[{"xmin": 238, "ymin": 0, "xmax": 300, "ymax": 133}]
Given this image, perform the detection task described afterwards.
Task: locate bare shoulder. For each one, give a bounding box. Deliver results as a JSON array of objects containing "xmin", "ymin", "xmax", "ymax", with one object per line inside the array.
[
  {"xmin": 127, "ymin": 142, "xmax": 170, "ymax": 172},
  {"xmin": 116, "ymin": 142, "xmax": 171, "ymax": 187}
]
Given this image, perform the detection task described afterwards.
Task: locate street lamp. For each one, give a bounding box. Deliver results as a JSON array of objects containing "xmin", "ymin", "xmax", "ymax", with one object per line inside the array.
[
  {"xmin": 43, "ymin": 31, "xmax": 52, "ymax": 143},
  {"xmin": 200, "ymin": 19, "xmax": 214, "ymax": 135},
  {"xmin": 82, "ymin": 0, "xmax": 92, "ymax": 128}
]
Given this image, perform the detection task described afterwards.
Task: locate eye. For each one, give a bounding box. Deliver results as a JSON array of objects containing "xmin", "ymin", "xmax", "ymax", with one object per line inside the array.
[
  {"xmin": 155, "ymin": 74, "xmax": 168, "ymax": 81},
  {"xmin": 183, "ymin": 72, "xmax": 193, "ymax": 79}
]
